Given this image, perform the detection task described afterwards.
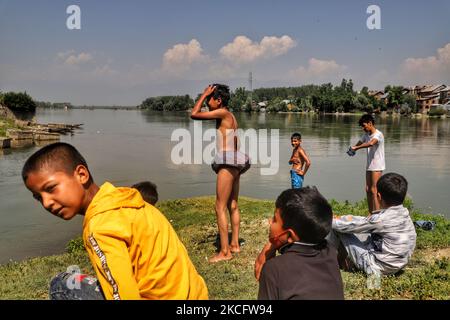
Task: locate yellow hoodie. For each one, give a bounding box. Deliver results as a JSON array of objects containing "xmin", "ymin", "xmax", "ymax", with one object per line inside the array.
[{"xmin": 83, "ymin": 182, "xmax": 208, "ymax": 300}]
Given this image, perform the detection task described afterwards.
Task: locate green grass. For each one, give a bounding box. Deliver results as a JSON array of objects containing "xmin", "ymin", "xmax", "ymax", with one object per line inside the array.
[
  {"xmin": 0, "ymin": 116, "xmax": 19, "ymax": 137},
  {"xmin": 0, "ymin": 196, "xmax": 448, "ymax": 300}
]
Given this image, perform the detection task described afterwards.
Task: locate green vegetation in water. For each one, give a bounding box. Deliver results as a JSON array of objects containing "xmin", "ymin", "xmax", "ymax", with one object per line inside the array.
[{"xmin": 0, "ymin": 197, "xmax": 448, "ymax": 300}]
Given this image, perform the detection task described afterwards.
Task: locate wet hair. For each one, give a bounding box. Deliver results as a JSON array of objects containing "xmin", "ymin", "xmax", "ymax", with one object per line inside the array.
[
  {"xmin": 291, "ymin": 132, "xmax": 302, "ymax": 140},
  {"xmin": 206, "ymin": 83, "xmax": 230, "ymax": 107},
  {"xmin": 275, "ymin": 187, "xmax": 332, "ymax": 244},
  {"xmin": 377, "ymin": 173, "xmax": 408, "ymax": 206},
  {"xmin": 132, "ymin": 181, "xmax": 159, "ymax": 205},
  {"xmin": 358, "ymin": 114, "xmax": 375, "ymax": 126},
  {"xmin": 22, "ymin": 142, "xmax": 93, "ymax": 183}
]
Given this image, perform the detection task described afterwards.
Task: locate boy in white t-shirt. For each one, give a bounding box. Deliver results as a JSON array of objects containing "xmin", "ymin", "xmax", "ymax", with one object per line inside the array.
[{"xmin": 350, "ymin": 114, "xmax": 385, "ymax": 214}]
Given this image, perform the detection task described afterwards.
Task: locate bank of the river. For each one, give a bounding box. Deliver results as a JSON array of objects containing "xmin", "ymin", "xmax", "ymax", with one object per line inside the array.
[
  {"xmin": 0, "ymin": 196, "xmax": 448, "ymax": 300},
  {"xmin": 0, "ymin": 115, "xmax": 21, "ymax": 138}
]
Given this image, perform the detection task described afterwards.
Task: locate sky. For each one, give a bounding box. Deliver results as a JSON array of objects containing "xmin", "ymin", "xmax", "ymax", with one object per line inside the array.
[{"xmin": 0, "ymin": 0, "xmax": 449, "ymax": 105}]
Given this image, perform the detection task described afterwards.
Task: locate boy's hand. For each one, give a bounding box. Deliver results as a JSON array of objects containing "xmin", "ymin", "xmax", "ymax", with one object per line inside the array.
[
  {"xmin": 202, "ymin": 85, "xmax": 216, "ymax": 97},
  {"xmin": 295, "ymin": 169, "xmax": 304, "ymax": 176}
]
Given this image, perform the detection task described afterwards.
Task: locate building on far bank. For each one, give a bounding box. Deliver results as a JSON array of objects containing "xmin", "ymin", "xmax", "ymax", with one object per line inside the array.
[
  {"xmin": 368, "ymin": 90, "xmax": 384, "ymax": 100},
  {"xmin": 407, "ymin": 85, "xmax": 450, "ymax": 114}
]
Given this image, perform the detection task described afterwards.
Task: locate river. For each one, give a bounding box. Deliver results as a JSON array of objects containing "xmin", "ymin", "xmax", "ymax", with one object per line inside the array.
[{"xmin": 0, "ymin": 108, "xmax": 449, "ymax": 263}]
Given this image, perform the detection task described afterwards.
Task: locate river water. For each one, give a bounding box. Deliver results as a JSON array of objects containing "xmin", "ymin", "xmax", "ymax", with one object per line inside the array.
[{"xmin": 0, "ymin": 108, "xmax": 449, "ymax": 263}]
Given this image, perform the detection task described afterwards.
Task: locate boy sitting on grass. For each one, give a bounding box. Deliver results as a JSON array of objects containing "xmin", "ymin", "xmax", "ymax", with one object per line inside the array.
[
  {"xmin": 22, "ymin": 142, "xmax": 208, "ymax": 300},
  {"xmin": 328, "ymin": 172, "xmax": 417, "ymax": 276},
  {"xmin": 258, "ymin": 187, "xmax": 344, "ymax": 300}
]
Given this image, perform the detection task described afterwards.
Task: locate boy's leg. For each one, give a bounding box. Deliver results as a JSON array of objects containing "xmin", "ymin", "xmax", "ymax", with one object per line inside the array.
[
  {"xmin": 326, "ymin": 231, "xmax": 355, "ymax": 270},
  {"xmin": 227, "ymin": 173, "xmax": 241, "ymax": 253},
  {"xmin": 332, "ymin": 232, "xmax": 378, "ymax": 275},
  {"xmin": 366, "ymin": 171, "xmax": 382, "ymax": 213},
  {"xmin": 49, "ymin": 272, "xmax": 104, "ymax": 300},
  {"xmin": 211, "ymin": 167, "xmax": 237, "ymax": 263},
  {"xmin": 290, "ymin": 170, "xmax": 302, "ymax": 189}
]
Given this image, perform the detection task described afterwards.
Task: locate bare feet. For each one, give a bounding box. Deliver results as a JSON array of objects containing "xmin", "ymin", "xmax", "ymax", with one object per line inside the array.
[
  {"xmin": 230, "ymin": 245, "xmax": 241, "ymax": 254},
  {"xmin": 208, "ymin": 252, "xmax": 233, "ymax": 263}
]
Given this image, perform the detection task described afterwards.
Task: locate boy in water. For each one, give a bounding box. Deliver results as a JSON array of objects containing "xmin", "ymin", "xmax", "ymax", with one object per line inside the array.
[
  {"xmin": 22, "ymin": 142, "xmax": 208, "ymax": 300},
  {"xmin": 289, "ymin": 132, "xmax": 311, "ymax": 189}
]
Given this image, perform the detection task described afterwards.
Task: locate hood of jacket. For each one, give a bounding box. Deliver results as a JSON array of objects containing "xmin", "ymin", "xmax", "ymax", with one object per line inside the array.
[{"xmin": 83, "ymin": 182, "xmax": 145, "ymax": 227}]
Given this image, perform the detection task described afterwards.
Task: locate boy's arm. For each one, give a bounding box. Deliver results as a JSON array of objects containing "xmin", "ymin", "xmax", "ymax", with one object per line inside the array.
[
  {"xmin": 332, "ymin": 214, "xmax": 381, "ymax": 234},
  {"xmin": 352, "ymin": 138, "xmax": 378, "ymax": 151},
  {"xmin": 86, "ymin": 232, "xmax": 141, "ymax": 300},
  {"xmin": 296, "ymin": 148, "xmax": 311, "ymax": 176},
  {"xmin": 254, "ymin": 241, "xmax": 277, "ymax": 281},
  {"xmin": 257, "ymin": 261, "xmax": 278, "ymax": 300}
]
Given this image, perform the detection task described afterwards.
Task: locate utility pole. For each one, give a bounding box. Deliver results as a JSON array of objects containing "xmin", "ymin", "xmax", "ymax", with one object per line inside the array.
[{"xmin": 248, "ymin": 71, "xmax": 253, "ymax": 107}]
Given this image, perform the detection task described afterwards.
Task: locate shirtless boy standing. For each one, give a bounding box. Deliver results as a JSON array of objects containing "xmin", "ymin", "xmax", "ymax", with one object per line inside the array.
[{"xmin": 289, "ymin": 133, "xmax": 311, "ymax": 189}]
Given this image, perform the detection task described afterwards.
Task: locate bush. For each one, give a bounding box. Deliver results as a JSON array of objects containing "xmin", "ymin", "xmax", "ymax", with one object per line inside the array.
[
  {"xmin": 428, "ymin": 108, "xmax": 447, "ymax": 117},
  {"xmin": 2, "ymin": 91, "xmax": 36, "ymax": 112}
]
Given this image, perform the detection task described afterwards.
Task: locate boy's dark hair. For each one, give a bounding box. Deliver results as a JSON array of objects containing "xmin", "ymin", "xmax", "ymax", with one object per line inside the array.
[
  {"xmin": 22, "ymin": 142, "xmax": 93, "ymax": 182},
  {"xmin": 275, "ymin": 187, "xmax": 332, "ymax": 244},
  {"xmin": 376, "ymin": 173, "xmax": 408, "ymax": 206},
  {"xmin": 291, "ymin": 132, "xmax": 302, "ymax": 140},
  {"xmin": 132, "ymin": 181, "xmax": 158, "ymax": 205},
  {"xmin": 358, "ymin": 114, "xmax": 375, "ymax": 126},
  {"xmin": 207, "ymin": 83, "xmax": 230, "ymax": 107}
]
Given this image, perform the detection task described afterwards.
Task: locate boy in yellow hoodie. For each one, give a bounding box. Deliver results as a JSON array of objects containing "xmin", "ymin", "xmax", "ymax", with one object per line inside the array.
[{"xmin": 22, "ymin": 142, "xmax": 208, "ymax": 300}]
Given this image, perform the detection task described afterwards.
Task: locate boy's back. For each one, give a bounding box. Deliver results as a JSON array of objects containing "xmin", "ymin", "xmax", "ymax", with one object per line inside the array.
[
  {"xmin": 83, "ymin": 182, "xmax": 208, "ymax": 300},
  {"xmin": 333, "ymin": 205, "xmax": 416, "ymax": 275},
  {"xmin": 258, "ymin": 243, "xmax": 344, "ymax": 300}
]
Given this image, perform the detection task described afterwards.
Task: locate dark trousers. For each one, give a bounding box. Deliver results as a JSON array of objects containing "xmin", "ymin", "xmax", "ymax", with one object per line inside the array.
[{"xmin": 49, "ymin": 272, "xmax": 105, "ymax": 300}]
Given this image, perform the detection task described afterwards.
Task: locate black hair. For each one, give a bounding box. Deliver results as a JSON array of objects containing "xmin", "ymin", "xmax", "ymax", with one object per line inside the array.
[
  {"xmin": 291, "ymin": 132, "xmax": 302, "ymax": 140},
  {"xmin": 376, "ymin": 173, "xmax": 408, "ymax": 206},
  {"xmin": 206, "ymin": 83, "xmax": 230, "ymax": 107},
  {"xmin": 132, "ymin": 181, "xmax": 159, "ymax": 205},
  {"xmin": 358, "ymin": 114, "xmax": 375, "ymax": 126},
  {"xmin": 22, "ymin": 142, "xmax": 93, "ymax": 182},
  {"xmin": 275, "ymin": 187, "xmax": 332, "ymax": 244}
]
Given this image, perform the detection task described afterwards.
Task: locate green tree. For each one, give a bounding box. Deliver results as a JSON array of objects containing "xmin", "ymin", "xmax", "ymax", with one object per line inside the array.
[
  {"xmin": 140, "ymin": 95, "xmax": 193, "ymax": 111},
  {"xmin": 230, "ymin": 87, "xmax": 248, "ymax": 111},
  {"xmin": 384, "ymin": 85, "xmax": 404, "ymax": 111},
  {"xmin": 2, "ymin": 91, "xmax": 37, "ymax": 112},
  {"xmin": 403, "ymin": 94, "xmax": 418, "ymax": 113},
  {"xmin": 353, "ymin": 94, "xmax": 371, "ymax": 112}
]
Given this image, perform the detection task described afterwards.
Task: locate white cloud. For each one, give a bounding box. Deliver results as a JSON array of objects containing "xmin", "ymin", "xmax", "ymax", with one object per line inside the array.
[
  {"xmin": 57, "ymin": 51, "xmax": 93, "ymax": 66},
  {"xmin": 219, "ymin": 35, "xmax": 296, "ymax": 64},
  {"xmin": 290, "ymin": 58, "xmax": 347, "ymax": 81},
  {"xmin": 401, "ymin": 43, "xmax": 450, "ymax": 83},
  {"xmin": 162, "ymin": 39, "xmax": 209, "ymax": 75}
]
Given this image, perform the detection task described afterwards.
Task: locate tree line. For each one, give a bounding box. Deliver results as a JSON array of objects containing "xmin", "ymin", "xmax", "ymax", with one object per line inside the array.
[
  {"xmin": 0, "ymin": 91, "xmax": 37, "ymax": 113},
  {"xmin": 139, "ymin": 79, "xmax": 418, "ymax": 114}
]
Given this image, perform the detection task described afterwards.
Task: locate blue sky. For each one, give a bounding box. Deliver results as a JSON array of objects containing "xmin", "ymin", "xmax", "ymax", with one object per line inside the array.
[{"xmin": 1, "ymin": 0, "xmax": 449, "ymax": 105}]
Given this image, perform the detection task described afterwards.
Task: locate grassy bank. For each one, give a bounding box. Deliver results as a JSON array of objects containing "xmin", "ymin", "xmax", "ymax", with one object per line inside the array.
[
  {"xmin": 0, "ymin": 116, "xmax": 20, "ymax": 137},
  {"xmin": 0, "ymin": 196, "xmax": 448, "ymax": 300}
]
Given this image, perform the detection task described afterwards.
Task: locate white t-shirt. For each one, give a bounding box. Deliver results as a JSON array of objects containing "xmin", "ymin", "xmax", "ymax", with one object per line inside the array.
[{"xmin": 361, "ymin": 129, "xmax": 385, "ymax": 171}]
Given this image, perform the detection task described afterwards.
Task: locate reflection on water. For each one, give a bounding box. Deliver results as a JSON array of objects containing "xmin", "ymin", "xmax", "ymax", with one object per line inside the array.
[{"xmin": 0, "ymin": 109, "xmax": 449, "ymax": 263}]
